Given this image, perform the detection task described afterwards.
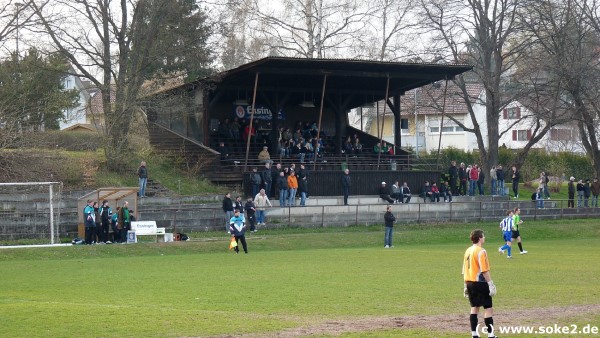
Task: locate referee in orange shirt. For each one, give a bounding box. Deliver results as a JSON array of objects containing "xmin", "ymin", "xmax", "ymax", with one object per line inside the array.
[{"xmin": 462, "ymin": 229, "xmax": 498, "ymax": 338}]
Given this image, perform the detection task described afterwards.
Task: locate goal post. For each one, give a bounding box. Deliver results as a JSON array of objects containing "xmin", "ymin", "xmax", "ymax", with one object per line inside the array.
[{"xmin": 0, "ymin": 182, "xmax": 63, "ymax": 245}]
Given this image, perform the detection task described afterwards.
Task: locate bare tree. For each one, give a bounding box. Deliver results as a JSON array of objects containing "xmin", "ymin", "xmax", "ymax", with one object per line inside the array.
[
  {"xmin": 0, "ymin": 0, "xmax": 38, "ymax": 56},
  {"xmin": 30, "ymin": 0, "xmax": 213, "ymax": 169},
  {"xmin": 416, "ymin": 0, "xmax": 563, "ymax": 175},
  {"xmin": 356, "ymin": 0, "xmax": 419, "ymax": 61},
  {"xmin": 520, "ymin": 0, "xmax": 600, "ymax": 176},
  {"xmin": 247, "ymin": 0, "xmax": 369, "ymax": 58}
]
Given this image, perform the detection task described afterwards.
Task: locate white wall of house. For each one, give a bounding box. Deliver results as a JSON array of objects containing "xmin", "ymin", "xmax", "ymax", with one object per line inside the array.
[
  {"xmin": 497, "ymin": 102, "xmax": 583, "ymax": 154},
  {"xmin": 59, "ymin": 74, "xmax": 90, "ymax": 130},
  {"xmin": 353, "ymin": 88, "xmax": 581, "ymax": 155}
]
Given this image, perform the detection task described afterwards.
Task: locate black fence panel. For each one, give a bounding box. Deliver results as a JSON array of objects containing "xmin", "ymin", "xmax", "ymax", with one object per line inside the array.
[{"xmin": 243, "ymin": 170, "xmax": 443, "ymax": 197}]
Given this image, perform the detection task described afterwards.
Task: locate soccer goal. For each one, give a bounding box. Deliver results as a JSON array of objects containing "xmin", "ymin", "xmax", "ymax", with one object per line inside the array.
[{"xmin": 0, "ymin": 182, "xmax": 63, "ymax": 245}]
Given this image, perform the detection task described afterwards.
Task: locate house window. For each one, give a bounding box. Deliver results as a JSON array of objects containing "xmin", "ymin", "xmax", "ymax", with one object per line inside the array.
[
  {"xmin": 512, "ymin": 129, "xmax": 531, "ymax": 141},
  {"xmin": 503, "ymin": 107, "xmax": 521, "ymax": 119},
  {"xmin": 430, "ymin": 126, "xmax": 462, "ymax": 133},
  {"xmin": 429, "ymin": 118, "xmax": 463, "ymax": 134},
  {"xmin": 550, "ymin": 128, "xmax": 572, "ymax": 141}
]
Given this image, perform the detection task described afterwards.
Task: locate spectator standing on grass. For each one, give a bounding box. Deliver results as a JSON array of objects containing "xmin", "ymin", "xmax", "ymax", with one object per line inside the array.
[
  {"xmin": 383, "ymin": 205, "xmax": 396, "ymax": 248},
  {"xmin": 93, "ymin": 201, "xmax": 102, "ymax": 244},
  {"xmin": 342, "ymin": 169, "xmax": 351, "ymax": 205},
  {"xmin": 254, "ymin": 188, "xmax": 272, "ymax": 227},
  {"xmin": 511, "ymin": 207, "xmax": 528, "ymax": 254},
  {"xmin": 449, "ymin": 160, "xmax": 459, "ymax": 195},
  {"xmin": 234, "ymin": 196, "xmax": 244, "ymax": 214},
  {"xmin": 229, "ymin": 209, "xmax": 248, "ymax": 254},
  {"xmin": 111, "ymin": 207, "xmax": 120, "ymax": 243},
  {"xmin": 117, "ymin": 201, "xmax": 131, "ymax": 241},
  {"xmin": 477, "ymin": 167, "xmax": 485, "ymax": 196},
  {"xmin": 83, "ymin": 200, "xmax": 95, "ymax": 245},
  {"xmin": 222, "ymin": 193, "xmax": 234, "ymax": 233},
  {"xmin": 99, "ymin": 200, "xmax": 112, "ymax": 244},
  {"xmin": 576, "ymin": 179, "xmax": 584, "ymax": 208},
  {"xmin": 542, "ymin": 171, "xmax": 551, "ymax": 199},
  {"xmin": 496, "ymin": 165, "xmax": 505, "ymax": 196},
  {"xmin": 584, "ymin": 179, "xmax": 591, "ymax": 207},
  {"xmin": 489, "ymin": 165, "xmax": 497, "ymax": 196},
  {"xmin": 568, "ymin": 176, "xmax": 576, "ymax": 208},
  {"xmin": 137, "ymin": 161, "xmax": 148, "ymax": 198},
  {"xmin": 462, "ymin": 229, "xmax": 498, "ymax": 338},
  {"xmin": 250, "ymin": 167, "xmax": 262, "ymax": 197},
  {"xmin": 511, "ymin": 166, "xmax": 520, "ymax": 199},
  {"xmin": 538, "ymin": 172, "xmax": 546, "ymax": 199},
  {"xmin": 498, "ymin": 209, "xmax": 514, "ymax": 259},
  {"xmin": 469, "ymin": 164, "xmax": 479, "ymax": 196},
  {"xmin": 591, "ymin": 178, "xmax": 600, "ymax": 207},
  {"xmin": 244, "ymin": 197, "xmax": 257, "ymax": 232},
  {"xmin": 459, "ymin": 162, "xmax": 468, "ymax": 196},
  {"xmin": 532, "ymin": 187, "xmax": 544, "ymax": 209}
]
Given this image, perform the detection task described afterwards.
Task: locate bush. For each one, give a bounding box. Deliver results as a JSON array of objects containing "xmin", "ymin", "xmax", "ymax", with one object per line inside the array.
[
  {"xmin": 433, "ymin": 148, "xmax": 595, "ymax": 183},
  {"xmin": 14, "ymin": 130, "xmax": 103, "ymax": 151}
]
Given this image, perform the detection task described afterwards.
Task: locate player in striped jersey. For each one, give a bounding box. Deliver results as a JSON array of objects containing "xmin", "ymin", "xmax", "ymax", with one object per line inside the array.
[
  {"xmin": 512, "ymin": 207, "xmax": 528, "ymax": 254},
  {"xmin": 498, "ymin": 209, "xmax": 514, "ymax": 258},
  {"xmin": 463, "ymin": 229, "xmax": 498, "ymax": 338}
]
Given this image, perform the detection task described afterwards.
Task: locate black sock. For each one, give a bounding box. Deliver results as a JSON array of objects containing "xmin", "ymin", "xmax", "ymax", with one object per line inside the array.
[
  {"xmin": 518, "ymin": 242, "xmax": 523, "ymax": 252},
  {"xmin": 484, "ymin": 316, "xmax": 494, "ymax": 336},
  {"xmin": 470, "ymin": 313, "xmax": 478, "ymax": 332}
]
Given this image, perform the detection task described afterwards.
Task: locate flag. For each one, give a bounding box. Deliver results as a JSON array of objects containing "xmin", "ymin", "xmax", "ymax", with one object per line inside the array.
[{"xmin": 229, "ymin": 236, "xmax": 237, "ymax": 250}]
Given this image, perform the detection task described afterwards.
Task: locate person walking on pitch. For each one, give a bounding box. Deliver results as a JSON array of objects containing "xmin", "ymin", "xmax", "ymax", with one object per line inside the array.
[
  {"xmin": 498, "ymin": 210, "xmax": 514, "ymax": 258},
  {"xmin": 512, "ymin": 208, "xmax": 528, "ymax": 254}
]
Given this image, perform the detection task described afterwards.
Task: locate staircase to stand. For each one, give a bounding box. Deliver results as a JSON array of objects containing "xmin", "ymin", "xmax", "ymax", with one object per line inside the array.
[{"xmin": 148, "ymin": 122, "xmax": 243, "ymax": 188}]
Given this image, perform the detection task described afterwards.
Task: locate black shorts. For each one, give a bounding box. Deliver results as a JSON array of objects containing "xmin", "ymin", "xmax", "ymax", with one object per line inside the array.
[
  {"xmin": 466, "ymin": 282, "xmax": 493, "ymax": 309},
  {"xmin": 511, "ymin": 230, "xmax": 520, "ymax": 239}
]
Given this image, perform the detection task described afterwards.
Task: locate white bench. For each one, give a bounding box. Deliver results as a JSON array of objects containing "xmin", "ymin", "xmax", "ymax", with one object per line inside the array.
[{"xmin": 128, "ymin": 221, "xmax": 172, "ymax": 243}]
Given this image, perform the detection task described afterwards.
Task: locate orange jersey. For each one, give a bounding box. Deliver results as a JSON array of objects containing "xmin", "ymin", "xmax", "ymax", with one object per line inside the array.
[{"xmin": 462, "ymin": 245, "xmax": 490, "ymax": 282}]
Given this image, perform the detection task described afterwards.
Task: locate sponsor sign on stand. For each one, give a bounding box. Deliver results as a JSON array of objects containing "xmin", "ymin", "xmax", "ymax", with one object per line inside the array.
[{"xmin": 234, "ymin": 105, "xmax": 285, "ymax": 120}]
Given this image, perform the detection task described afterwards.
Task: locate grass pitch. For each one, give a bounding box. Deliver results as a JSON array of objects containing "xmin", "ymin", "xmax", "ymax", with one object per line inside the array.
[{"xmin": 0, "ymin": 220, "xmax": 599, "ymax": 337}]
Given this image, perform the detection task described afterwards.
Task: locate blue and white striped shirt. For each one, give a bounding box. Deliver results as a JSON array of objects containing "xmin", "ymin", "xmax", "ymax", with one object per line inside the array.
[{"xmin": 500, "ymin": 216, "xmax": 513, "ymax": 232}]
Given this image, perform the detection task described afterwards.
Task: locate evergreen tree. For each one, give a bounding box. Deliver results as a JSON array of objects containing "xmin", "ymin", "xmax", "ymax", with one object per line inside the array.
[{"xmin": 0, "ymin": 49, "xmax": 78, "ymax": 133}]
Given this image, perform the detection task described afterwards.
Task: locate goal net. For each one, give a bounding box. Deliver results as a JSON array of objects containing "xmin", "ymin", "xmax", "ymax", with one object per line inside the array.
[{"xmin": 0, "ymin": 182, "xmax": 63, "ymax": 246}]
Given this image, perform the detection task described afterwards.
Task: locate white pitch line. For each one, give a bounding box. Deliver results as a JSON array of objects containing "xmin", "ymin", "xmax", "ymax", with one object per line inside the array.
[{"xmin": 0, "ymin": 243, "xmax": 73, "ymax": 249}]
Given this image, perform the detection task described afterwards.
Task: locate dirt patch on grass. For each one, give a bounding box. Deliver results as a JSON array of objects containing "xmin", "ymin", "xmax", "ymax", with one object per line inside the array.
[{"xmin": 210, "ymin": 303, "xmax": 600, "ymax": 337}]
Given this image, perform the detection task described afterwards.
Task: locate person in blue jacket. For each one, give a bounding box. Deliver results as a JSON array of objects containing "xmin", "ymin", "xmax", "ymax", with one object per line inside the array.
[{"xmin": 229, "ymin": 209, "xmax": 248, "ymax": 254}]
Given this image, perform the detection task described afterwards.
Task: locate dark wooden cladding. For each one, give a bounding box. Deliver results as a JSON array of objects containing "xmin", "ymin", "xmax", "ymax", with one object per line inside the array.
[{"xmin": 243, "ymin": 170, "xmax": 442, "ymax": 197}]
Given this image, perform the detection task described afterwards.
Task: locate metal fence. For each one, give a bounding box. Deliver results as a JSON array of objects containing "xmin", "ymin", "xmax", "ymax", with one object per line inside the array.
[{"xmin": 130, "ymin": 199, "xmax": 600, "ymax": 233}]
